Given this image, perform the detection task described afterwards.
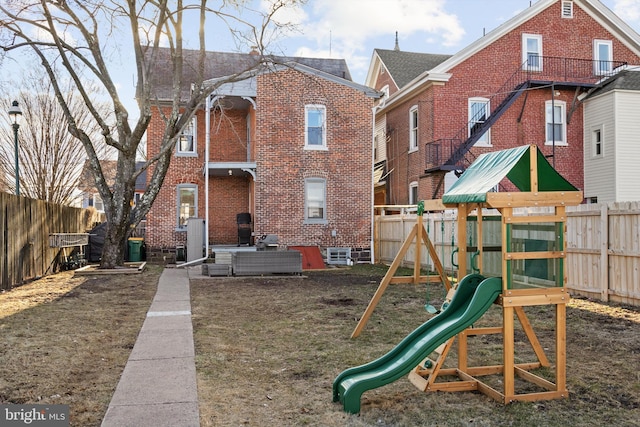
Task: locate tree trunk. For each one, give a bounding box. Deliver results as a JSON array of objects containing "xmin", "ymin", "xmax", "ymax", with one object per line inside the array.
[{"xmin": 101, "ymin": 223, "xmax": 128, "ymax": 268}]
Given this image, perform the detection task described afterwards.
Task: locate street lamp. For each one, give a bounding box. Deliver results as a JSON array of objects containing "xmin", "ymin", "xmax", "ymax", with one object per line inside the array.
[{"xmin": 8, "ymin": 100, "xmax": 22, "ymax": 196}]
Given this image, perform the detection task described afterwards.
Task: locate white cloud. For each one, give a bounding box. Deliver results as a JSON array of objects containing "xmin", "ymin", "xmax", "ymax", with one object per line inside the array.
[
  {"xmin": 277, "ymin": 0, "xmax": 464, "ymax": 82},
  {"xmin": 611, "ymin": 0, "xmax": 640, "ymax": 23},
  {"xmin": 301, "ymin": 0, "xmax": 463, "ymax": 50}
]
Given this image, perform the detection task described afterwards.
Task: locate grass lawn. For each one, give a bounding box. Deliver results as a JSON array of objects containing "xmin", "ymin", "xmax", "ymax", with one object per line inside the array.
[
  {"xmin": 1, "ymin": 264, "xmax": 638, "ymax": 426},
  {"xmin": 0, "ymin": 266, "xmax": 161, "ymax": 426},
  {"xmin": 191, "ymin": 264, "xmax": 640, "ymax": 426}
]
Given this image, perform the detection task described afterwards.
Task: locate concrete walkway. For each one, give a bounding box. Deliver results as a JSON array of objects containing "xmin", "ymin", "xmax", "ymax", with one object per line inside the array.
[{"xmin": 102, "ymin": 267, "xmax": 200, "ymax": 427}]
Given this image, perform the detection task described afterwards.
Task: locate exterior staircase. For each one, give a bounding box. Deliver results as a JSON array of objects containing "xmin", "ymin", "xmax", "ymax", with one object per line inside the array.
[{"xmin": 424, "ymin": 56, "xmax": 627, "ymax": 196}]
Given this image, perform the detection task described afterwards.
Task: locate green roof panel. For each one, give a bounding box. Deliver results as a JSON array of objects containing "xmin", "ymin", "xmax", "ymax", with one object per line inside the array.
[{"xmin": 442, "ymin": 145, "xmax": 577, "ymax": 204}]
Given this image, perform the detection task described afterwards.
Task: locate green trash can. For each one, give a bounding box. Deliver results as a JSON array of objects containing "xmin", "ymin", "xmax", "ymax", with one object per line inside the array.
[{"xmin": 128, "ymin": 237, "xmax": 144, "ymax": 262}]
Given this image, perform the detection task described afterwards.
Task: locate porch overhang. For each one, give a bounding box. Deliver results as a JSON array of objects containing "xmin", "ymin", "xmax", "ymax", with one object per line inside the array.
[{"xmin": 207, "ymin": 161, "xmax": 256, "ymax": 179}]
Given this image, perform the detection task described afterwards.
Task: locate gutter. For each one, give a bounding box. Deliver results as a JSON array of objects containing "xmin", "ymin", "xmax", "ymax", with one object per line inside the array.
[{"xmin": 177, "ymin": 95, "xmax": 211, "ymax": 268}]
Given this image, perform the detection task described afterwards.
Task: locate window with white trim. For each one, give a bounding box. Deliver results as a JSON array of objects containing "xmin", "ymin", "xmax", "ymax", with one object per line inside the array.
[
  {"xmin": 409, "ymin": 181, "xmax": 418, "ymax": 205},
  {"xmin": 591, "ymin": 125, "xmax": 604, "ymax": 157},
  {"xmin": 561, "ymin": 1, "xmax": 573, "ymax": 18},
  {"xmin": 409, "ymin": 105, "xmax": 418, "ymax": 151},
  {"xmin": 92, "ymin": 194, "xmax": 104, "ymax": 212},
  {"xmin": 522, "ymin": 34, "xmax": 543, "ymax": 71},
  {"xmin": 594, "ymin": 39, "xmax": 613, "ymax": 75},
  {"xmin": 304, "ymin": 178, "xmax": 327, "ymax": 223},
  {"xmin": 177, "ymin": 116, "xmax": 197, "ymax": 155},
  {"xmin": 177, "ymin": 184, "xmax": 197, "ymax": 229},
  {"xmin": 305, "ymin": 105, "xmax": 327, "ymax": 149},
  {"xmin": 545, "ymin": 100, "xmax": 566, "ymax": 145},
  {"xmin": 468, "ymin": 97, "xmax": 491, "ymax": 146}
]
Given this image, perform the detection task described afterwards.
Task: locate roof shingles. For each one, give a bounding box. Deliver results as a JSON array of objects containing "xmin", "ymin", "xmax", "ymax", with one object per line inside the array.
[
  {"xmin": 146, "ymin": 48, "xmax": 353, "ymax": 100},
  {"xmin": 375, "ymin": 48, "xmax": 452, "ymax": 89}
]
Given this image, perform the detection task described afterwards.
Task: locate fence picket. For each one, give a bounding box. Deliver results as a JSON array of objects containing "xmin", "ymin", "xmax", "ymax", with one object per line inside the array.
[
  {"xmin": 374, "ymin": 202, "xmax": 640, "ymax": 307},
  {"xmin": 0, "ymin": 192, "xmax": 101, "ymax": 290}
]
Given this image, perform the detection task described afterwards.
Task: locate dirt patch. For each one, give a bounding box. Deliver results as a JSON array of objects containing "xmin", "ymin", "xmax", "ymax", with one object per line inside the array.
[
  {"xmin": 191, "ymin": 265, "xmax": 640, "ymax": 426},
  {"xmin": 0, "ymin": 266, "xmax": 161, "ymax": 426}
]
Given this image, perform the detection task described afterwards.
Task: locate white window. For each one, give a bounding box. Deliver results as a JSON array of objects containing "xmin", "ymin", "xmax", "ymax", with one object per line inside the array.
[
  {"xmin": 177, "ymin": 184, "xmax": 197, "ymax": 229},
  {"xmin": 409, "ymin": 105, "xmax": 418, "ymax": 151},
  {"xmin": 92, "ymin": 194, "xmax": 104, "ymax": 212},
  {"xmin": 305, "ymin": 105, "xmax": 327, "ymax": 149},
  {"xmin": 522, "ymin": 34, "xmax": 543, "ymax": 71},
  {"xmin": 409, "ymin": 181, "xmax": 418, "ymax": 205},
  {"xmin": 594, "ymin": 40, "xmax": 613, "ymax": 75},
  {"xmin": 177, "ymin": 116, "xmax": 197, "ymax": 155},
  {"xmin": 305, "ymin": 178, "xmax": 327, "ymax": 223},
  {"xmin": 591, "ymin": 125, "xmax": 604, "ymax": 157},
  {"xmin": 545, "ymin": 100, "xmax": 566, "ymax": 145},
  {"xmin": 468, "ymin": 97, "xmax": 491, "ymax": 146},
  {"xmin": 561, "ymin": 1, "xmax": 573, "ymax": 18}
]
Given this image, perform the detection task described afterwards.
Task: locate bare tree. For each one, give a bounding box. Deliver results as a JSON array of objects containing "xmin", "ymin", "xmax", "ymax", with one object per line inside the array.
[
  {"xmin": 0, "ymin": 70, "xmax": 110, "ymax": 205},
  {"xmin": 0, "ymin": 0, "xmax": 298, "ymax": 268}
]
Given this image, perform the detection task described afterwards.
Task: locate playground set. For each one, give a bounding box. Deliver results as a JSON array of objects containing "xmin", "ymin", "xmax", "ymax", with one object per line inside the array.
[{"xmin": 333, "ymin": 145, "xmax": 583, "ymax": 414}]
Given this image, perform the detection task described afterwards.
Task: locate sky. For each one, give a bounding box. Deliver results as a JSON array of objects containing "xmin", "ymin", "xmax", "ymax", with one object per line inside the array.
[{"xmin": 3, "ymin": 0, "xmax": 640, "ymax": 113}]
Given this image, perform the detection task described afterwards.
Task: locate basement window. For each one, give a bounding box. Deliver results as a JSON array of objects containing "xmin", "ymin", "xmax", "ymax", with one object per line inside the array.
[{"xmin": 327, "ymin": 248, "xmax": 351, "ymax": 265}]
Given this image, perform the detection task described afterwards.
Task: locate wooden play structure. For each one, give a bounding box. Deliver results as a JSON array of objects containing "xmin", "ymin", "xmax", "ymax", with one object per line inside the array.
[{"xmin": 351, "ymin": 144, "xmax": 583, "ymax": 405}]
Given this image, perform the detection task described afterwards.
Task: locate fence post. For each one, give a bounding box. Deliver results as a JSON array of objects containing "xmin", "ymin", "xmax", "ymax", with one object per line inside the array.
[{"xmin": 600, "ymin": 204, "xmax": 609, "ymax": 302}]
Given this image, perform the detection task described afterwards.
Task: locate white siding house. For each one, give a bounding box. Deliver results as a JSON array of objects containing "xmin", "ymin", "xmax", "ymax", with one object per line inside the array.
[{"xmin": 583, "ymin": 70, "xmax": 640, "ymax": 203}]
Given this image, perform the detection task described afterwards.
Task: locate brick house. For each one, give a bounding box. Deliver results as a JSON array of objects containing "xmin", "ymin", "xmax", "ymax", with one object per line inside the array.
[
  {"xmin": 79, "ymin": 160, "xmax": 147, "ymax": 214},
  {"xmin": 145, "ymin": 49, "xmax": 381, "ymax": 260},
  {"xmin": 367, "ymin": 0, "xmax": 640, "ymax": 204}
]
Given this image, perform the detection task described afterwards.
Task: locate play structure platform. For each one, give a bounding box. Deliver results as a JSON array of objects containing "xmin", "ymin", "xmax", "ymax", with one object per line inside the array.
[{"xmin": 334, "ymin": 145, "xmax": 581, "ymax": 413}]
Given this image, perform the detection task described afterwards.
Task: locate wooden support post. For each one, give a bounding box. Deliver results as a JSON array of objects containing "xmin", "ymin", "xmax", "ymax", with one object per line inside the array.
[
  {"xmin": 351, "ymin": 224, "xmax": 418, "ymax": 338},
  {"xmin": 556, "ymin": 302, "xmax": 568, "ymax": 395},
  {"xmin": 477, "ymin": 206, "xmax": 484, "ymax": 274},
  {"xmin": 530, "ymin": 144, "xmax": 538, "ymax": 192},
  {"xmin": 457, "ymin": 204, "xmax": 468, "ymax": 281},
  {"xmin": 503, "ymin": 305, "xmax": 515, "ymax": 402},
  {"xmin": 515, "ymin": 306, "xmax": 550, "ymax": 367},
  {"xmin": 600, "ymin": 204, "xmax": 609, "ymax": 302},
  {"xmin": 414, "ymin": 214, "xmax": 421, "ymax": 284},
  {"xmin": 458, "ymin": 329, "xmax": 469, "ymax": 372}
]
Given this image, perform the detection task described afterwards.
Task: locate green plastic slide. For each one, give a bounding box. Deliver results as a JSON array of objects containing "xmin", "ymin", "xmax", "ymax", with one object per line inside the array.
[{"xmin": 333, "ymin": 274, "xmax": 502, "ymax": 414}]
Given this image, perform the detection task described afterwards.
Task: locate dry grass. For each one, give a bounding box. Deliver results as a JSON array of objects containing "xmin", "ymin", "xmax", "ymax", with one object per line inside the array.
[
  {"xmin": 191, "ymin": 264, "xmax": 640, "ymax": 427},
  {"xmin": 0, "ymin": 266, "xmax": 161, "ymax": 426},
  {"xmin": 1, "ymin": 264, "xmax": 638, "ymax": 426}
]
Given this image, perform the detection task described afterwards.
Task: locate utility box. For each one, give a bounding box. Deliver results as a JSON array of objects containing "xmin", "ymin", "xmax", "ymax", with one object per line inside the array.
[{"xmin": 186, "ymin": 218, "xmax": 205, "ymax": 262}]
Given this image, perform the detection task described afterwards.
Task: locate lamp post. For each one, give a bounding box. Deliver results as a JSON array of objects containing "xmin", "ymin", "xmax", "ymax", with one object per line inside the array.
[{"xmin": 8, "ymin": 100, "xmax": 22, "ymax": 196}]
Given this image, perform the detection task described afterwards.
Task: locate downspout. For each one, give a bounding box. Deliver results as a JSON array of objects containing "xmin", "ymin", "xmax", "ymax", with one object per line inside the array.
[
  {"xmin": 370, "ymin": 105, "xmax": 378, "ymax": 265},
  {"xmin": 178, "ymin": 95, "xmax": 211, "ymax": 267}
]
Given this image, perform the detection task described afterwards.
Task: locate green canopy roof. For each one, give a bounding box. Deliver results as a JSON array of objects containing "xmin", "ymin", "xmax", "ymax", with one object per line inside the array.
[{"xmin": 442, "ymin": 145, "xmax": 578, "ymax": 204}]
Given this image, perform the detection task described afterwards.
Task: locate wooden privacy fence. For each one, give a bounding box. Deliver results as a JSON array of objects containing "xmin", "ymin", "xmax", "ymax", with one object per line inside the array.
[
  {"xmin": 0, "ymin": 192, "xmax": 101, "ymax": 290},
  {"xmin": 374, "ymin": 202, "xmax": 640, "ymax": 307}
]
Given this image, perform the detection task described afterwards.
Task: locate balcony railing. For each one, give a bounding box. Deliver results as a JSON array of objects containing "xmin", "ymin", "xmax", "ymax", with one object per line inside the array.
[{"xmin": 425, "ymin": 56, "xmax": 627, "ymax": 172}]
